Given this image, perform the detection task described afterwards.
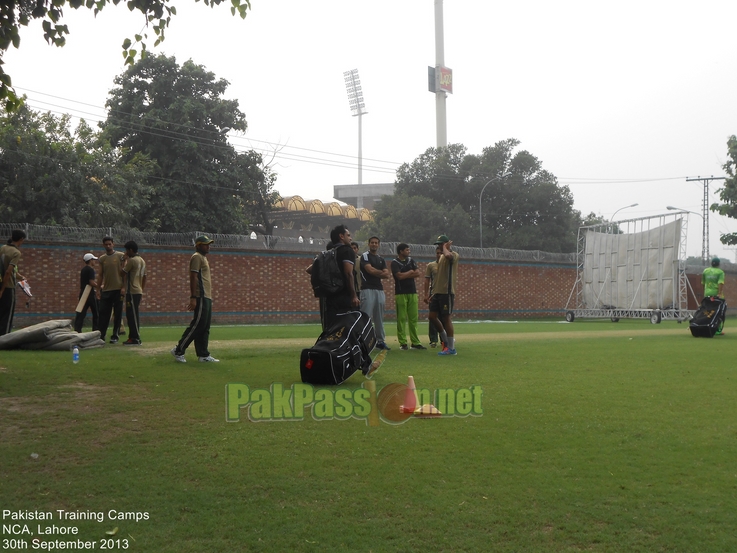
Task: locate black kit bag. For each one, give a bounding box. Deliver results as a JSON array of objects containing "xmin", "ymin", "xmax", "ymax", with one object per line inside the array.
[
  {"xmin": 689, "ymin": 296, "xmax": 727, "ymax": 338},
  {"xmin": 300, "ymin": 310, "xmax": 377, "ymax": 385}
]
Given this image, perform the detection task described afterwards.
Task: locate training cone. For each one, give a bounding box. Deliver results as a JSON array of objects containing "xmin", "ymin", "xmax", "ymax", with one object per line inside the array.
[
  {"xmin": 414, "ymin": 404, "xmax": 442, "ymax": 418},
  {"xmin": 400, "ymin": 376, "xmax": 420, "ymax": 413}
]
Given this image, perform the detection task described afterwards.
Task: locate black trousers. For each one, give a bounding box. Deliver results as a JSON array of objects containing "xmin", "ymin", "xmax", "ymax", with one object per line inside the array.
[
  {"xmin": 0, "ymin": 287, "xmax": 16, "ymax": 336},
  {"xmin": 98, "ymin": 290, "xmax": 123, "ymax": 341},
  {"xmin": 175, "ymin": 297, "xmax": 212, "ymax": 358},
  {"xmin": 125, "ymin": 293, "xmax": 142, "ymax": 342},
  {"xmin": 74, "ymin": 292, "xmax": 99, "ymax": 333}
]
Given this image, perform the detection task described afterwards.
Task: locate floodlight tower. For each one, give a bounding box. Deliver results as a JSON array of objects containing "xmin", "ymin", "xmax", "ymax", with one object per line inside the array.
[
  {"xmin": 428, "ymin": 0, "xmax": 452, "ymax": 148},
  {"xmin": 344, "ymin": 69, "xmax": 368, "ymax": 185}
]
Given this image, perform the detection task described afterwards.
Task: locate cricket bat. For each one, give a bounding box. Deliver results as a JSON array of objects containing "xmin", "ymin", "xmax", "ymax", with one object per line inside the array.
[{"xmin": 75, "ymin": 285, "xmax": 92, "ymax": 313}]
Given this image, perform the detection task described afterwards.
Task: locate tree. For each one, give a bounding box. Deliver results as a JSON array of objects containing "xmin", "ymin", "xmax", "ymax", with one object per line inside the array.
[
  {"xmin": 384, "ymin": 140, "xmax": 581, "ymax": 252},
  {"xmin": 0, "ymin": 0, "xmax": 250, "ymax": 110},
  {"xmin": 0, "ymin": 101, "xmax": 155, "ymax": 226},
  {"xmin": 231, "ymin": 150, "xmax": 280, "ymax": 236},
  {"xmin": 711, "ymin": 135, "xmax": 737, "ymax": 245},
  {"xmin": 102, "ymin": 53, "xmax": 274, "ymax": 233},
  {"xmin": 357, "ymin": 193, "xmax": 473, "ymax": 245}
]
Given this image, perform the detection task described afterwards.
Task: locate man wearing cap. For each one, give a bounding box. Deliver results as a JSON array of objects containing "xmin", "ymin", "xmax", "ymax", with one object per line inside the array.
[
  {"xmin": 702, "ymin": 257, "xmax": 725, "ymax": 299},
  {"xmin": 429, "ymin": 235, "xmax": 460, "ymax": 355},
  {"xmin": 74, "ymin": 253, "xmax": 100, "ymax": 333},
  {"xmin": 0, "ymin": 229, "xmax": 27, "ymax": 336},
  {"xmin": 121, "ymin": 241, "xmax": 146, "ymax": 345},
  {"xmin": 97, "ymin": 236, "xmax": 126, "ymax": 344},
  {"xmin": 702, "ymin": 257, "xmax": 726, "ymax": 335},
  {"xmin": 171, "ymin": 235, "xmax": 219, "ymax": 363}
]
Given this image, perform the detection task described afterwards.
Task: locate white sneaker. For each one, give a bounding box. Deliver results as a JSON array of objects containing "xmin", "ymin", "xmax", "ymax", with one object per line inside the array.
[
  {"xmin": 198, "ymin": 356, "xmax": 220, "ymax": 363},
  {"xmin": 171, "ymin": 347, "xmax": 186, "ymax": 363}
]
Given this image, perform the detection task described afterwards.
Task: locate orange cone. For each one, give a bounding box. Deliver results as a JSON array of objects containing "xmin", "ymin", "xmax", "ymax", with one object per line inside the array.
[{"xmin": 400, "ymin": 376, "xmax": 419, "ymax": 413}]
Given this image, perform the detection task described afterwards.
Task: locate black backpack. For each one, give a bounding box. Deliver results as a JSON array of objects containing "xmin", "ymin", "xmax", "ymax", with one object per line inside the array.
[{"xmin": 310, "ymin": 248, "xmax": 344, "ymax": 297}]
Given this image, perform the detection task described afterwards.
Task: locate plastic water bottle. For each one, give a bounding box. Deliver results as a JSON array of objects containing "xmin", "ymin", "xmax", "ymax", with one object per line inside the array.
[{"xmin": 72, "ymin": 346, "xmax": 79, "ymax": 364}]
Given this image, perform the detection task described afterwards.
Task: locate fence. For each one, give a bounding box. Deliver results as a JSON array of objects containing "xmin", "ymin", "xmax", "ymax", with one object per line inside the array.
[{"xmin": 1, "ymin": 223, "xmax": 576, "ymax": 263}]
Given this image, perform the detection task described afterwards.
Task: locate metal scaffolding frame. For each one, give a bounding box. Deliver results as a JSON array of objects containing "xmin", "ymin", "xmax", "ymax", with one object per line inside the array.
[{"xmin": 565, "ymin": 212, "xmax": 693, "ymax": 324}]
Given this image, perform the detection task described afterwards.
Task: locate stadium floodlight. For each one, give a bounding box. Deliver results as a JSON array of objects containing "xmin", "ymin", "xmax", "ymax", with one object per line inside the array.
[
  {"xmin": 344, "ymin": 69, "xmax": 368, "ymax": 185},
  {"xmin": 478, "ymin": 172, "xmax": 511, "ymax": 249},
  {"xmin": 611, "ymin": 203, "xmax": 638, "ymax": 221}
]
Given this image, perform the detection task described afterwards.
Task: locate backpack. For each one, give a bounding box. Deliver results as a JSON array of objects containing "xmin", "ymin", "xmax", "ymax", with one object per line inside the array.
[{"xmin": 310, "ymin": 248, "xmax": 345, "ymax": 297}]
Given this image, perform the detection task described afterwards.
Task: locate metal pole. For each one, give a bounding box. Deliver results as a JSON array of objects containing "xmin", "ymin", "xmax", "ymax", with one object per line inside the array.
[
  {"xmin": 358, "ymin": 112, "xmax": 363, "ymax": 186},
  {"xmin": 610, "ymin": 203, "xmax": 638, "ymax": 221},
  {"xmin": 434, "ymin": 0, "xmax": 447, "ymax": 148}
]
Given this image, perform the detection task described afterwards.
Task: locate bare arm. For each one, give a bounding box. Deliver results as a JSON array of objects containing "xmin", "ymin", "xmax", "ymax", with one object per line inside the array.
[
  {"xmin": 396, "ymin": 268, "xmax": 421, "ymax": 280},
  {"xmin": 442, "ymin": 241, "xmax": 454, "ymax": 259},
  {"xmin": 423, "ymin": 276, "xmax": 431, "ymax": 303},
  {"xmin": 343, "ymin": 261, "xmax": 360, "ymax": 307}
]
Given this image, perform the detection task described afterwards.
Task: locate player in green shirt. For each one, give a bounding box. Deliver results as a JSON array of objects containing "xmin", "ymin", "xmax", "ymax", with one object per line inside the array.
[
  {"xmin": 702, "ymin": 257, "xmax": 725, "ymax": 298},
  {"xmin": 702, "ymin": 257, "xmax": 726, "ymax": 335}
]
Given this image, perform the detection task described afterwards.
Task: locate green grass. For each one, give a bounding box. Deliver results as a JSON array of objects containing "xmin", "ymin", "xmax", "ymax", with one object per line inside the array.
[{"xmin": 2, "ymin": 319, "xmax": 736, "ymax": 552}]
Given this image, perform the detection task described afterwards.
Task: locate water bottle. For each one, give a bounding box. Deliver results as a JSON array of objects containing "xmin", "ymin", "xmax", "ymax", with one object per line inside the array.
[{"xmin": 72, "ymin": 346, "xmax": 80, "ymax": 364}]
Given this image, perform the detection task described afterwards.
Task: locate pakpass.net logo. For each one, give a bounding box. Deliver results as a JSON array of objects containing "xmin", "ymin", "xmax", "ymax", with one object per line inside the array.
[{"xmin": 225, "ymin": 380, "xmax": 482, "ymax": 426}]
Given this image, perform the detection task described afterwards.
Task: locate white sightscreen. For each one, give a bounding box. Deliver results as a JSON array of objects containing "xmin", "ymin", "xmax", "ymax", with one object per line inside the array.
[{"xmin": 582, "ymin": 219, "xmax": 681, "ymax": 310}]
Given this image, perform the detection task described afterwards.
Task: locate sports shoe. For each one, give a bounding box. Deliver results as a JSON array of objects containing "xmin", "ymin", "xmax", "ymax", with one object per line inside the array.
[
  {"xmin": 171, "ymin": 347, "xmax": 186, "ymax": 363},
  {"xmin": 438, "ymin": 348, "xmax": 457, "ymax": 356},
  {"xmin": 411, "ymin": 344, "xmax": 427, "ymax": 350},
  {"xmin": 376, "ymin": 342, "xmax": 391, "ymax": 351},
  {"xmin": 400, "ymin": 344, "xmax": 408, "ymax": 350},
  {"xmin": 199, "ymin": 356, "xmax": 220, "ymax": 363},
  {"xmin": 122, "ymin": 339, "xmax": 141, "ymax": 346},
  {"xmin": 109, "ymin": 337, "xmax": 119, "ymax": 344},
  {"xmin": 429, "ymin": 342, "xmax": 437, "ymax": 348}
]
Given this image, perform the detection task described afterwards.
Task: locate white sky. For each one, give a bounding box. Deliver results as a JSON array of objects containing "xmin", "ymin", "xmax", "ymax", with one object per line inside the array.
[{"xmin": 5, "ymin": 0, "xmax": 737, "ymax": 258}]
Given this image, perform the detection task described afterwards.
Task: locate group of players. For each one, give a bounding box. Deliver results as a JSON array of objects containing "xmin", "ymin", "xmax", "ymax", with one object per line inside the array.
[
  {"xmin": 316, "ymin": 224, "xmax": 460, "ymax": 356},
  {"xmin": 0, "ymin": 230, "xmax": 218, "ymax": 362}
]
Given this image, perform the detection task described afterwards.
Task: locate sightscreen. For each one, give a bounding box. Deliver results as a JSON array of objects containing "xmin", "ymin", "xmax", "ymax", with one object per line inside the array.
[{"xmin": 582, "ymin": 219, "xmax": 681, "ymax": 310}]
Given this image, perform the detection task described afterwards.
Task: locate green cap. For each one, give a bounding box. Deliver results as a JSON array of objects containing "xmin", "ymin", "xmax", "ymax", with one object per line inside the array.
[
  {"xmin": 434, "ymin": 234, "xmax": 450, "ymax": 245},
  {"xmin": 711, "ymin": 257, "xmax": 720, "ymax": 266},
  {"xmin": 195, "ymin": 235, "xmax": 214, "ymax": 245}
]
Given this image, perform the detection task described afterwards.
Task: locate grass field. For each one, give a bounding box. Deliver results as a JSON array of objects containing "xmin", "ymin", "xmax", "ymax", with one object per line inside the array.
[{"xmin": 2, "ymin": 319, "xmax": 736, "ymax": 552}]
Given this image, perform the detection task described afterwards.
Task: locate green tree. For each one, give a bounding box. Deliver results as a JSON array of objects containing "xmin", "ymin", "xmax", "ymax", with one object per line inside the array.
[
  {"xmin": 102, "ymin": 54, "xmax": 272, "ymax": 233},
  {"xmin": 0, "ymin": 102, "xmax": 154, "ymax": 226},
  {"xmin": 388, "ymin": 140, "xmax": 580, "ymax": 252},
  {"xmin": 231, "ymin": 150, "xmax": 280, "ymax": 236},
  {"xmin": 711, "ymin": 135, "xmax": 737, "ymax": 245},
  {"xmin": 357, "ymin": 193, "xmax": 473, "ymax": 245},
  {"xmin": 0, "ymin": 0, "xmax": 250, "ymax": 110}
]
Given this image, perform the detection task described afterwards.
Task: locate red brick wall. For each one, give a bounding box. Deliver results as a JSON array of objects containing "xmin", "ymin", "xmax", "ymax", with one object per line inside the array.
[
  {"xmin": 13, "ymin": 243, "xmax": 731, "ymax": 328},
  {"xmin": 12, "ymin": 243, "xmax": 579, "ymax": 327}
]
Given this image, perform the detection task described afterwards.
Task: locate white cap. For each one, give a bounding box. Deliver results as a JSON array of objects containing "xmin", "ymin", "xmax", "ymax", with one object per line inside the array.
[{"xmin": 83, "ymin": 253, "xmax": 98, "ymax": 262}]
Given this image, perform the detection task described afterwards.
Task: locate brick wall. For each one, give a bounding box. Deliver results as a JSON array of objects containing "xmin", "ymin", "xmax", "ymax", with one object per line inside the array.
[{"xmin": 10, "ymin": 243, "xmax": 732, "ymax": 327}]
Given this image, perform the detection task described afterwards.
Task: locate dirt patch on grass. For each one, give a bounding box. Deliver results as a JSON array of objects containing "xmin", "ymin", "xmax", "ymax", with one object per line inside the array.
[{"xmin": 135, "ymin": 328, "xmax": 687, "ymax": 356}]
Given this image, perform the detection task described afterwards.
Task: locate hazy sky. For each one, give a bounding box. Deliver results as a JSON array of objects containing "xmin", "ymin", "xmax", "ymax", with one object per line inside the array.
[{"xmin": 5, "ymin": 0, "xmax": 737, "ymax": 258}]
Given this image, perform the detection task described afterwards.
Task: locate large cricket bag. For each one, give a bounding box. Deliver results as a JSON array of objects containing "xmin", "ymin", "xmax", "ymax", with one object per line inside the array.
[
  {"xmin": 300, "ymin": 310, "xmax": 377, "ymax": 385},
  {"xmin": 689, "ymin": 297, "xmax": 727, "ymax": 338}
]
